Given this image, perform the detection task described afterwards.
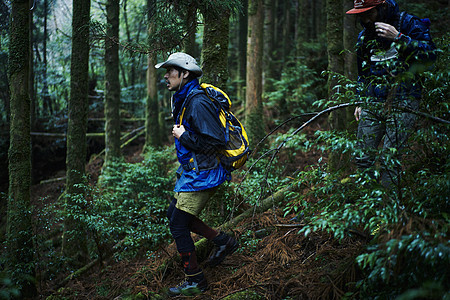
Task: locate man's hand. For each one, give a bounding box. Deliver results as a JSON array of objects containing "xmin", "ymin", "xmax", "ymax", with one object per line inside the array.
[
  {"xmin": 375, "ymin": 22, "xmax": 399, "ymax": 41},
  {"xmin": 354, "ymin": 106, "xmax": 362, "ymax": 121},
  {"xmin": 172, "ymin": 124, "xmax": 186, "ymax": 139}
]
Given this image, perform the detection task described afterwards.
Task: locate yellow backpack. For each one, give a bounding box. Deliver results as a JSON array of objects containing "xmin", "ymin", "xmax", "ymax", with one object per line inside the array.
[{"xmin": 200, "ymin": 83, "xmax": 250, "ymax": 170}]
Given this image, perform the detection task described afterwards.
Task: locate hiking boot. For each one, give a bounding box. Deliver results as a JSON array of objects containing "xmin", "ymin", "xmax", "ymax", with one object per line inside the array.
[
  {"xmin": 207, "ymin": 232, "xmax": 239, "ymax": 267},
  {"xmin": 168, "ymin": 270, "xmax": 208, "ymax": 296}
]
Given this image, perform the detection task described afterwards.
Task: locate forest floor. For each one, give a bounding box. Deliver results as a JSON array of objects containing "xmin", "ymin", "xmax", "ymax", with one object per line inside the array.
[{"xmin": 30, "ymin": 121, "xmax": 370, "ymax": 300}]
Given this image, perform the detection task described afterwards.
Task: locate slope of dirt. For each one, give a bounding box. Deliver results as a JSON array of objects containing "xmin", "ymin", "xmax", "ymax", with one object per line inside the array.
[
  {"xmin": 33, "ymin": 118, "xmax": 370, "ymax": 299},
  {"xmin": 44, "ymin": 209, "xmax": 367, "ymax": 300}
]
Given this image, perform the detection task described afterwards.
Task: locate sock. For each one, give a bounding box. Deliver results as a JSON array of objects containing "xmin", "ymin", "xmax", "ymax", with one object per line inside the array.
[
  {"xmin": 190, "ymin": 216, "xmax": 218, "ymax": 240},
  {"xmin": 180, "ymin": 251, "xmax": 199, "ymax": 274}
]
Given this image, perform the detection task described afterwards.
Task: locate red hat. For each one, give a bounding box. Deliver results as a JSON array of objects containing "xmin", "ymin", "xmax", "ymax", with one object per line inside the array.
[{"xmin": 346, "ymin": 0, "xmax": 385, "ymax": 14}]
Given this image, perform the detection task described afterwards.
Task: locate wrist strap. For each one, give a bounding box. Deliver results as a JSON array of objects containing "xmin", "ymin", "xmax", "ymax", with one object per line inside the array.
[{"xmin": 394, "ymin": 32, "xmax": 403, "ymax": 42}]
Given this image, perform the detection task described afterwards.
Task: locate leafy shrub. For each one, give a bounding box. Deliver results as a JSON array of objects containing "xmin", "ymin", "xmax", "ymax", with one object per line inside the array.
[
  {"xmin": 0, "ymin": 271, "xmax": 20, "ymax": 300},
  {"xmin": 280, "ymin": 35, "xmax": 450, "ymax": 298},
  {"xmin": 265, "ymin": 59, "xmax": 327, "ymax": 122},
  {"xmin": 356, "ymin": 229, "xmax": 449, "ymax": 299},
  {"xmin": 89, "ymin": 147, "xmax": 175, "ymax": 259}
]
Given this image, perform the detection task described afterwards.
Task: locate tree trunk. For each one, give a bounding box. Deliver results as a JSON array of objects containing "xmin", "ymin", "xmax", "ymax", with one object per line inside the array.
[
  {"xmin": 0, "ymin": 6, "xmax": 11, "ymax": 123},
  {"xmin": 343, "ymin": 0, "xmax": 358, "ymax": 81},
  {"xmin": 343, "ymin": 0, "xmax": 359, "ymax": 131},
  {"xmin": 29, "ymin": 8, "xmax": 35, "ymax": 128},
  {"xmin": 104, "ymin": 0, "xmax": 121, "ymax": 164},
  {"xmin": 42, "ymin": 0, "xmax": 53, "ymax": 117},
  {"xmin": 63, "ymin": 0, "xmax": 91, "ymax": 265},
  {"xmin": 237, "ymin": 0, "xmax": 248, "ymax": 103},
  {"xmin": 281, "ymin": 0, "xmax": 290, "ymax": 60},
  {"xmin": 326, "ymin": 0, "xmax": 344, "ymax": 97},
  {"xmin": 7, "ymin": 0, "xmax": 36, "ymax": 296},
  {"xmin": 184, "ymin": 3, "xmax": 199, "ymax": 58},
  {"xmin": 326, "ymin": 0, "xmax": 347, "ymax": 172},
  {"xmin": 263, "ymin": 0, "xmax": 274, "ymax": 92},
  {"xmin": 145, "ymin": 0, "xmax": 162, "ymax": 149},
  {"xmin": 245, "ymin": 0, "xmax": 264, "ymax": 147},
  {"xmin": 122, "ymin": 0, "xmax": 135, "ymax": 88},
  {"xmin": 201, "ymin": 8, "xmax": 230, "ymax": 87}
]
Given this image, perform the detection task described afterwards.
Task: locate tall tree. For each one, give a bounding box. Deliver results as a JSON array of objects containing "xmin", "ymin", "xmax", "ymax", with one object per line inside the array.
[
  {"xmin": 145, "ymin": 0, "xmax": 162, "ymax": 149},
  {"xmin": 237, "ymin": 0, "xmax": 248, "ymax": 102},
  {"xmin": 42, "ymin": 0, "xmax": 53, "ymax": 117},
  {"xmin": 201, "ymin": 8, "xmax": 231, "ymax": 87},
  {"xmin": 104, "ymin": 0, "xmax": 121, "ymax": 164},
  {"xmin": 184, "ymin": 2, "xmax": 199, "ymax": 58},
  {"xmin": 326, "ymin": 0, "xmax": 346, "ymax": 171},
  {"xmin": 29, "ymin": 7, "xmax": 35, "ymax": 127},
  {"xmin": 343, "ymin": 0, "xmax": 358, "ymax": 81},
  {"xmin": 343, "ymin": 0, "xmax": 359, "ymax": 131},
  {"xmin": 263, "ymin": 0, "xmax": 274, "ymax": 92},
  {"xmin": 7, "ymin": 0, "xmax": 36, "ymax": 296},
  {"xmin": 245, "ymin": 0, "xmax": 264, "ymax": 146},
  {"xmin": 63, "ymin": 0, "xmax": 91, "ymax": 264}
]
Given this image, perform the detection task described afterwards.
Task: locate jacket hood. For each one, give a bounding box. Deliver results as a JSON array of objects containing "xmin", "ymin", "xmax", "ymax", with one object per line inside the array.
[{"xmin": 382, "ymin": 0, "xmax": 399, "ymax": 24}]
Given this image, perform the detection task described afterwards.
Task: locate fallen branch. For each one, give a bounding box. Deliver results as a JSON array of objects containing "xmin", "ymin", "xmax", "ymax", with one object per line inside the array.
[
  {"xmin": 39, "ymin": 177, "xmax": 66, "ymax": 185},
  {"xmin": 59, "ymin": 258, "xmax": 100, "ymax": 287},
  {"xmin": 90, "ymin": 126, "xmax": 145, "ymax": 161},
  {"xmin": 58, "ymin": 239, "xmax": 125, "ymax": 288}
]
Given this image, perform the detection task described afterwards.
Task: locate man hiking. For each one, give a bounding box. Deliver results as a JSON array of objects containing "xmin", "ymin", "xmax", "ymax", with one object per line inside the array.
[
  {"xmin": 346, "ymin": 0, "xmax": 436, "ymax": 188},
  {"xmin": 155, "ymin": 52, "xmax": 239, "ymax": 296}
]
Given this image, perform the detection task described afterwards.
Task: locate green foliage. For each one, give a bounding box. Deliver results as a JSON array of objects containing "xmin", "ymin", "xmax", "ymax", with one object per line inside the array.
[
  {"xmin": 233, "ymin": 155, "xmax": 289, "ymax": 206},
  {"xmin": 265, "ymin": 59, "xmax": 327, "ymax": 122},
  {"xmin": 236, "ymin": 230, "xmax": 261, "ymax": 254},
  {"xmin": 33, "ymin": 147, "xmax": 175, "ymax": 282},
  {"xmin": 0, "ymin": 271, "xmax": 20, "ymax": 300},
  {"xmin": 202, "ymin": 140, "xmax": 294, "ymax": 227},
  {"xmin": 283, "ymin": 126, "xmax": 449, "ymax": 296},
  {"xmin": 279, "ymin": 36, "xmax": 450, "ymax": 298},
  {"xmin": 34, "ymin": 196, "xmax": 69, "ymax": 282},
  {"xmin": 82, "ymin": 147, "xmax": 174, "ymax": 260},
  {"xmin": 356, "ymin": 230, "xmax": 449, "ymax": 299}
]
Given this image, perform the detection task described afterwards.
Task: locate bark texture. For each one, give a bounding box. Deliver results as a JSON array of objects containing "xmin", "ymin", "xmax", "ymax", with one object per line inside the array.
[
  {"xmin": 246, "ymin": 0, "xmax": 265, "ymax": 147},
  {"xmin": 201, "ymin": 8, "xmax": 230, "ymax": 87},
  {"xmin": 326, "ymin": 0, "xmax": 349, "ymax": 172},
  {"xmin": 145, "ymin": 0, "xmax": 162, "ymax": 149},
  {"xmin": 63, "ymin": 0, "xmax": 91, "ymax": 264},
  {"xmin": 237, "ymin": 0, "xmax": 248, "ymax": 102},
  {"xmin": 104, "ymin": 0, "xmax": 121, "ymax": 163},
  {"xmin": 7, "ymin": 0, "xmax": 36, "ymax": 296}
]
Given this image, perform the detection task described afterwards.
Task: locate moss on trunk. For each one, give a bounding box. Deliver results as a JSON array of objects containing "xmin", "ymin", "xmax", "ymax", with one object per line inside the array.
[
  {"xmin": 104, "ymin": 0, "xmax": 121, "ymax": 163},
  {"xmin": 201, "ymin": 8, "xmax": 230, "ymax": 87},
  {"xmin": 145, "ymin": 2, "xmax": 162, "ymax": 149},
  {"xmin": 246, "ymin": 0, "xmax": 265, "ymax": 146},
  {"xmin": 63, "ymin": 0, "xmax": 91, "ymax": 265},
  {"xmin": 326, "ymin": 0, "xmax": 350, "ymax": 172},
  {"xmin": 7, "ymin": 0, "xmax": 36, "ymax": 296}
]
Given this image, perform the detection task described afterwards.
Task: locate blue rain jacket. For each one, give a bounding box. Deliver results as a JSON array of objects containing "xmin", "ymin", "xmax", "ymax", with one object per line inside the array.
[
  {"xmin": 356, "ymin": 0, "xmax": 436, "ymax": 103},
  {"xmin": 171, "ymin": 79, "xmax": 229, "ymax": 192}
]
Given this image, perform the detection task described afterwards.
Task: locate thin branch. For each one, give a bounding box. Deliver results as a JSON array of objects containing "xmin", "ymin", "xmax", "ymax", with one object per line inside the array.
[{"xmin": 242, "ymin": 101, "xmax": 449, "ymax": 209}]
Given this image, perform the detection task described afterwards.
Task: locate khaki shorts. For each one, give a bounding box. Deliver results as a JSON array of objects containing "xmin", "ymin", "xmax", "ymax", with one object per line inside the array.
[{"xmin": 174, "ymin": 187, "xmax": 218, "ymax": 217}]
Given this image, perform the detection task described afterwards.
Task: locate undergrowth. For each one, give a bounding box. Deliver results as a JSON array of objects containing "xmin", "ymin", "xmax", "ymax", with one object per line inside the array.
[
  {"xmin": 33, "ymin": 146, "xmax": 175, "ymax": 287},
  {"xmin": 280, "ymin": 35, "xmax": 450, "ymax": 299}
]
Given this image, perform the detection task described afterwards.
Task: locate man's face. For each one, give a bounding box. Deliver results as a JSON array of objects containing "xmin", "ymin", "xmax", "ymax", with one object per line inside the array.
[
  {"xmin": 359, "ymin": 7, "xmax": 378, "ymax": 26},
  {"xmin": 164, "ymin": 67, "xmax": 183, "ymax": 91}
]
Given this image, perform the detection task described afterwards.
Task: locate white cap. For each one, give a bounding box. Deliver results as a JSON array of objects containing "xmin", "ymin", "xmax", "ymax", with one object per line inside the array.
[{"xmin": 155, "ymin": 52, "xmax": 203, "ymax": 77}]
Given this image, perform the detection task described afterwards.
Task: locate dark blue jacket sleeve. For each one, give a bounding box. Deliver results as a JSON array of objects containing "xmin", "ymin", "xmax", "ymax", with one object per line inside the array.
[
  {"xmin": 398, "ymin": 13, "xmax": 436, "ymax": 63},
  {"xmin": 179, "ymin": 94, "xmax": 226, "ymax": 153}
]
